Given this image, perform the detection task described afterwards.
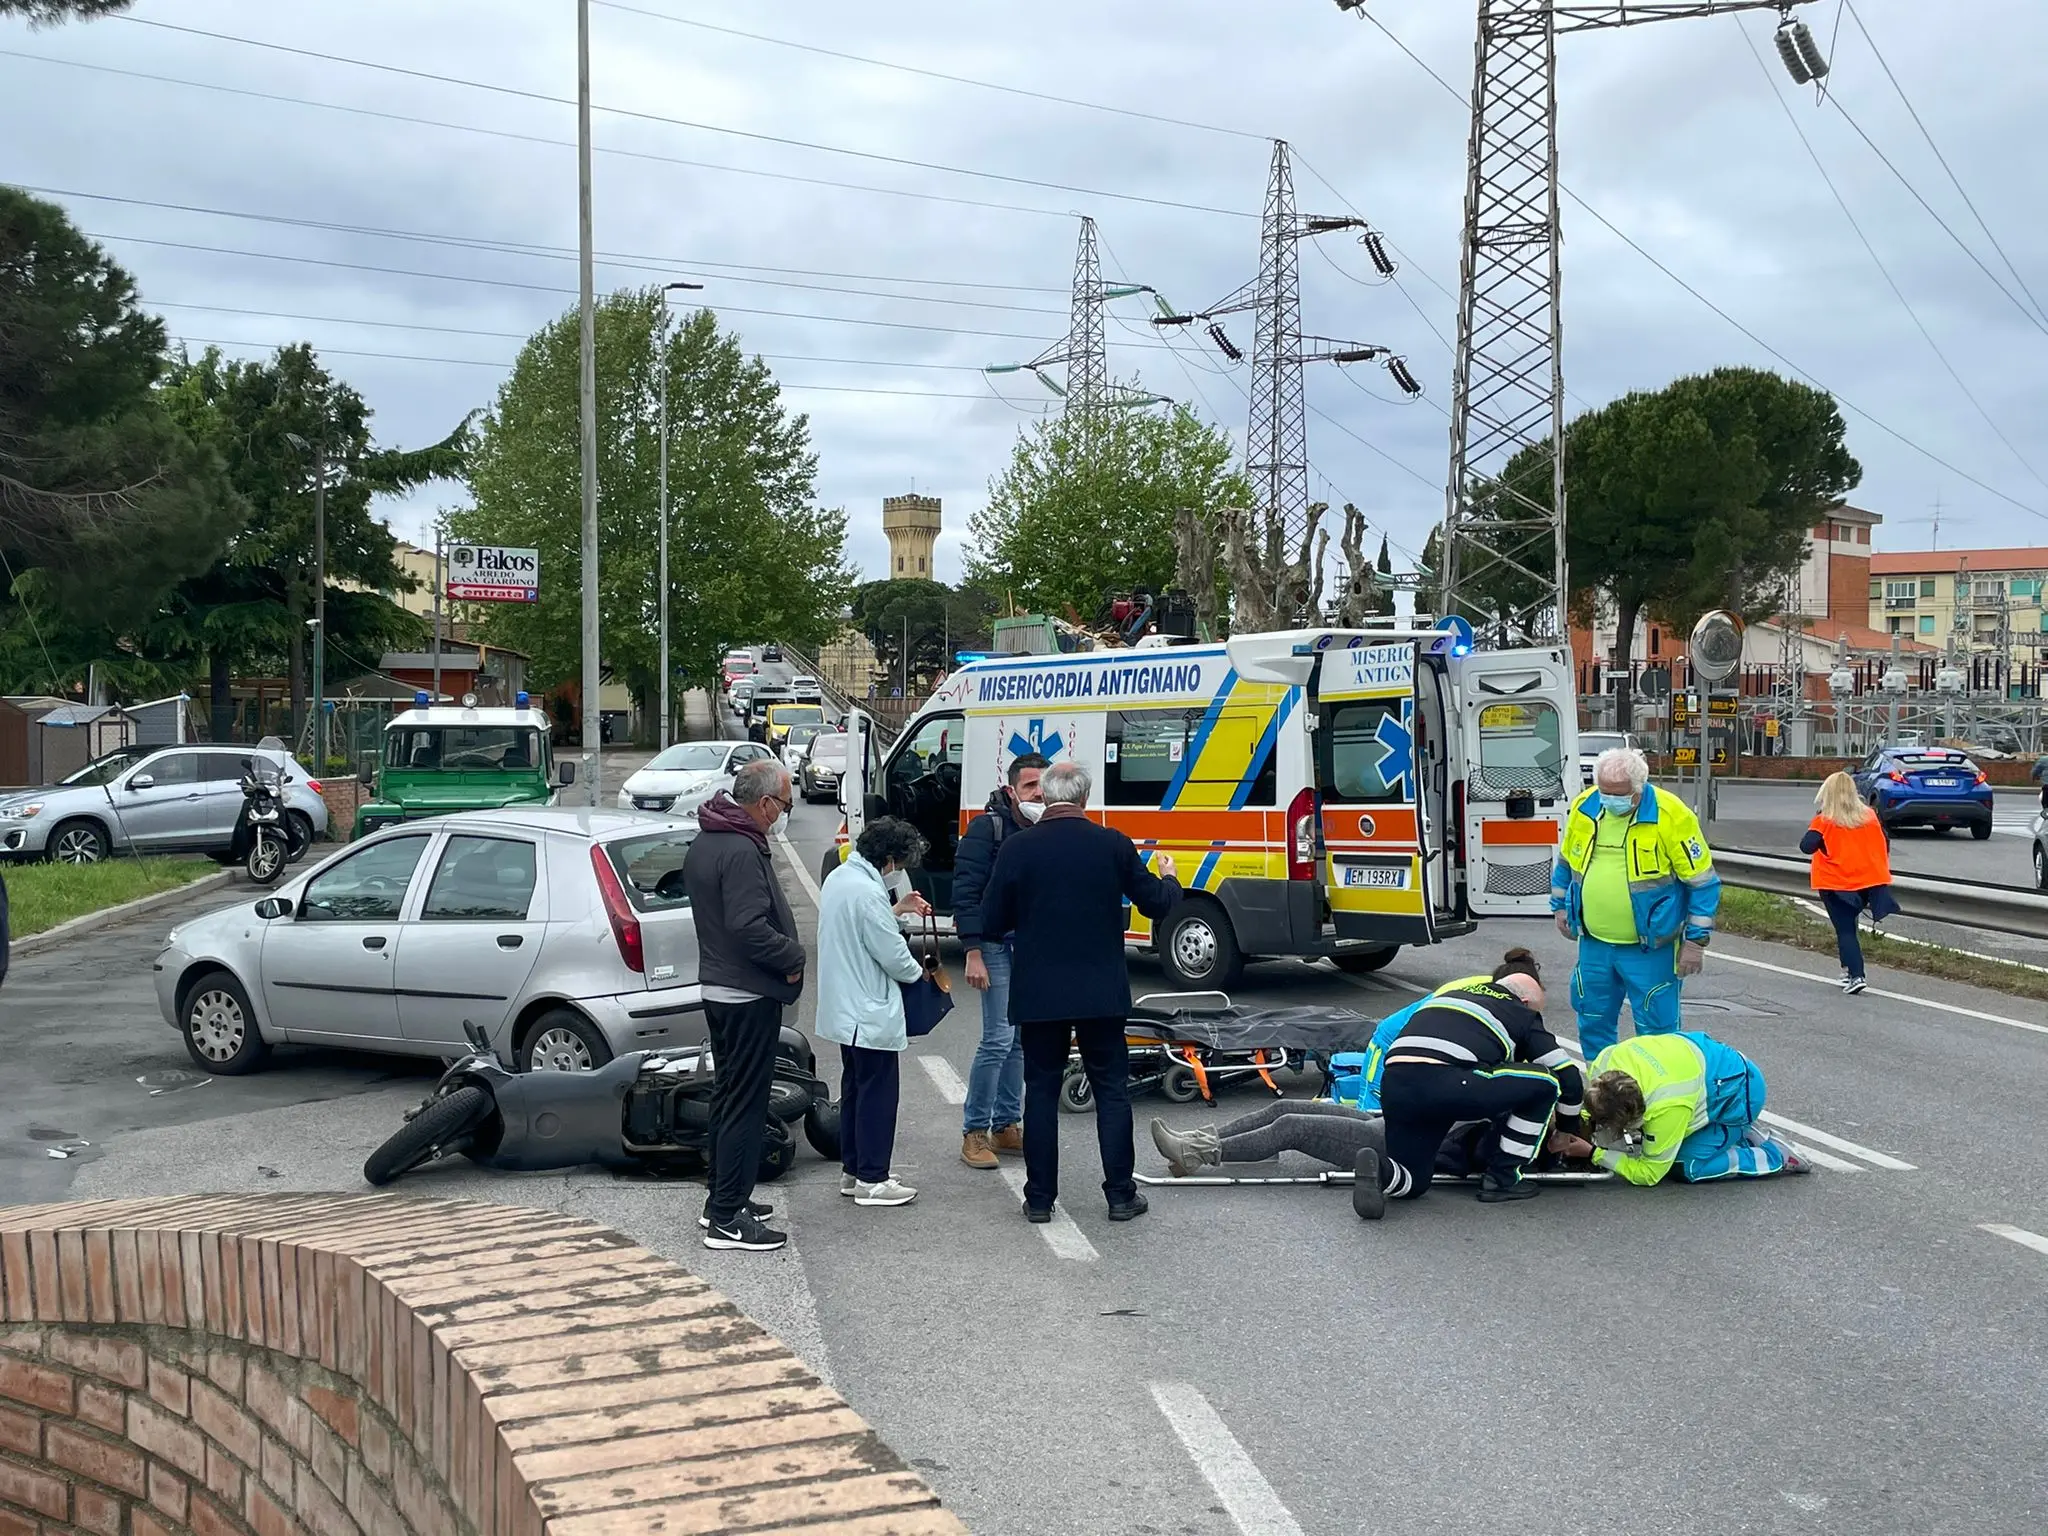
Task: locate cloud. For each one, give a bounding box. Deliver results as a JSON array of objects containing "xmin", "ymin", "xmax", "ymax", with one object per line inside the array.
[{"xmin": 5, "ymin": 0, "xmax": 2043, "ymax": 592}]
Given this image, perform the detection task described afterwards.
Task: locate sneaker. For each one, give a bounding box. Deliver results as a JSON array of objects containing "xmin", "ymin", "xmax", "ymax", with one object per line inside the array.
[
  {"xmin": 1106, "ymin": 1193, "xmax": 1149, "ymax": 1222},
  {"xmin": 1773, "ymin": 1139, "xmax": 1814, "ymax": 1176},
  {"xmin": 1149, "ymin": 1118, "xmax": 1220, "ymax": 1177},
  {"xmin": 960, "ymin": 1132, "xmax": 999, "ymax": 1170},
  {"xmin": 854, "ymin": 1178, "xmax": 918, "ymax": 1207},
  {"xmin": 839, "ymin": 1173, "xmax": 858, "ymax": 1197},
  {"xmin": 697, "ymin": 1199, "xmax": 774, "ymax": 1231},
  {"xmin": 1845, "ymin": 976, "xmax": 1867, "ymax": 996},
  {"xmin": 702, "ymin": 1212, "xmax": 787, "ymax": 1252},
  {"xmin": 1476, "ymin": 1174, "xmax": 1540, "ymax": 1203},
  {"xmin": 990, "ymin": 1124, "xmax": 1025, "ymax": 1156},
  {"xmin": 1023, "ymin": 1203, "xmax": 1053, "ymax": 1224},
  {"xmin": 1351, "ymin": 1148, "xmax": 1385, "ymax": 1222}
]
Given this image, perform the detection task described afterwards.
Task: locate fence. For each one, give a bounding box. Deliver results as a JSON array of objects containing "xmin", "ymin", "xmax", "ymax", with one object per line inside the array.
[{"xmin": 1714, "ymin": 848, "xmax": 2048, "ymax": 942}]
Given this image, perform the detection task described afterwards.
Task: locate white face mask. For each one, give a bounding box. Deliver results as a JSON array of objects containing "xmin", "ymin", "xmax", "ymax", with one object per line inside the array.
[
  {"xmin": 1016, "ymin": 800, "xmax": 1045, "ymax": 823},
  {"xmin": 773, "ymin": 809, "xmax": 790, "ymax": 837},
  {"xmin": 884, "ymin": 868, "xmax": 912, "ymax": 900}
]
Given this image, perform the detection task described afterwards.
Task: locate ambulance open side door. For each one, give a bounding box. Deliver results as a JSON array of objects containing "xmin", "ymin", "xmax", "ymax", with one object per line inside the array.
[
  {"xmin": 839, "ymin": 708, "xmax": 876, "ymax": 840},
  {"xmin": 1451, "ymin": 649, "xmax": 1575, "ymax": 916}
]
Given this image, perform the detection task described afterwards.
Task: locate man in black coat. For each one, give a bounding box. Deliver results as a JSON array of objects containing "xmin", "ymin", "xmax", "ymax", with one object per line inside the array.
[
  {"xmin": 979, "ymin": 760, "xmax": 1181, "ymax": 1223},
  {"xmin": 682, "ymin": 758, "xmax": 805, "ymax": 1253}
]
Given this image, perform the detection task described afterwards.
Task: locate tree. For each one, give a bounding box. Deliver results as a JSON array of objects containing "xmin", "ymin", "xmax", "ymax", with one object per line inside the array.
[
  {"xmin": 849, "ymin": 578, "xmax": 999, "ymax": 685},
  {"xmin": 457, "ymin": 290, "xmax": 851, "ymax": 726},
  {"xmin": 0, "ymin": 189, "xmax": 237, "ymax": 643},
  {"xmin": 0, "ymin": 0, "xmax": 132, "ymax": 23},
  {"xmin": 157, "ymin": 344, "xmax": 460, "ymax": 739},
  {"xmin": 968, "ymin": 404, "xmax": 1249, "ymax": 619},
  {"xmin": 1461, "ymin": 366, "xmax": 1859, "ymax": 724},
  {"xmin": 1372, "ymin": 535, "xmax": 1395, "ymax": 618}
]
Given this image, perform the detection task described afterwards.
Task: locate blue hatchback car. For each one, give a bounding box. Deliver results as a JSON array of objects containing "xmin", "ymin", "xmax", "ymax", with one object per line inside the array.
[{"xmin": 1851, "ymin": 745, "xmax": 1994, "ymax": 838}]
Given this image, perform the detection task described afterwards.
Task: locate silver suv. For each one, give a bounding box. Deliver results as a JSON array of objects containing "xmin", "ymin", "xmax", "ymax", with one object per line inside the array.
[
  {"xmin": 0, "ymin": 744, "xmax": 329, "ymax": 863},
  {"xmin": 155, "ymin": 808, "xmax": 703, "ymax": 1075}
]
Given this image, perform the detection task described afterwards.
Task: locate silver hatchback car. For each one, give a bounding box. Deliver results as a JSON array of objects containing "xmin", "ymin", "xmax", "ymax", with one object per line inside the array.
[{"xmin": 154, "ymin": 808, "xmax": 704, "ymax": 1075}]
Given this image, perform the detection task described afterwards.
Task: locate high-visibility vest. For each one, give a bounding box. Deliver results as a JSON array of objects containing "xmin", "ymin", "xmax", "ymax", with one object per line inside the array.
[{"xmin": 1808, "ymin": 813, "xmax": 1890, "ymax": 893}]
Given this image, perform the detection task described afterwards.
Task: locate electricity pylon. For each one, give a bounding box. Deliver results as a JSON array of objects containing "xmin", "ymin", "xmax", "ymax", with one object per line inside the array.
[
  {"xmin": 1336, "ymin": 1, "xmax": 1827, "ymax": 641},
  {"xmin": 987, "ymin": 216, "xmax": 1168, "ymax": 412},
  {"xmin": 1155, "ymin": 139, "xmax": 1420, "ymax": 618}
]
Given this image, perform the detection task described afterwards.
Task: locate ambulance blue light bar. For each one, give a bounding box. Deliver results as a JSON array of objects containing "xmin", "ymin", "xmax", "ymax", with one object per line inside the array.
[
  {"xmin": 515, "ymin": 691, "xmax": 530, "ymax": 709},
  {"xmin": 413, "ymin": 691, "xmax": 430, "ymax": 707}
]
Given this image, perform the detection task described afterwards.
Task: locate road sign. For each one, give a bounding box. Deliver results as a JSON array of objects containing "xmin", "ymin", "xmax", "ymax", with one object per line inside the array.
[
  {"xmin": 1689, "ymin": 610, "xmax": 1744, "ymax": 684},
  {"xmin": 1708, "ymin": 695, "xmax": 1739, "ymax": 718},
  {"xmin": 1673, "ymin": 746, "xmax": 1729, "ymax": 767},
  {"xmin": 446, "ymin": 544, "xmax": 540, "ymax": 602},
  {"xmin": 1639, "ymin": 667, "xmax": 1671, "ymax": 699}
]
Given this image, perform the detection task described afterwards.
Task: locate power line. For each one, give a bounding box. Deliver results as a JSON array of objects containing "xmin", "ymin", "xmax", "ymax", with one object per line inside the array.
[
  {"xmin": 1347, "ymin": 3, "xmax": 2048, "ymax": 525},
  {"xmin": 106, "ymin": 16, "xmax": 1256, "ymax": 221},
  {"xmin": 1741, "ymin": 26, "xmax": 2048, "ymax": 501},
  {"xmin": 1842, "ymin": 0, "xmax": 2048, "ymax": 331}
]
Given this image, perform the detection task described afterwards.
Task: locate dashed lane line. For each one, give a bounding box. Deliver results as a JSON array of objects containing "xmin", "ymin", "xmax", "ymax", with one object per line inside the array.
[
  {"xmin": 1979, "ymin": 1222, "xmax": 2048, "ymax": 1260},
  {"xmin": 998, "ymin": 1167, "xmax": 1099, "ymax": 1262},
  {"xmin": 918, "ymin": 1054, "xmax": 967, "ymax": 1106},
  {"xmin": 1149, "ymin": 1382, "xmax": 1306, "ymax": 1536}
]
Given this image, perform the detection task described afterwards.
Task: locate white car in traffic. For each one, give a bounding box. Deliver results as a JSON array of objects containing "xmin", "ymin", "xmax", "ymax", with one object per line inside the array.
[{"xmin": 616, "ymin": 739, "xmax": 777, "ymax": 817}]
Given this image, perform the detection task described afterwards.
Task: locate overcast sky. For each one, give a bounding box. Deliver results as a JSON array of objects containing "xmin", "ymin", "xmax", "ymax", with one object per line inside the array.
[{"xmin": 6, "ymin": 0, "xmax": 2045, "ymax": 590}]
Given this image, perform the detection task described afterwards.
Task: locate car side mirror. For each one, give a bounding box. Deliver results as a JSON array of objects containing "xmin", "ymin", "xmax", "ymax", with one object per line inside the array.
[
  {"xmin": 128, "ymin": 774, "xmax": 154, "ymax": 791},
  {"xmin": 556, "ymin": 761, "xmax": 577, "ymax": 787},
  {"xmin": 254, "ymin": 896, "xmax": 293, "ymax": 919}
]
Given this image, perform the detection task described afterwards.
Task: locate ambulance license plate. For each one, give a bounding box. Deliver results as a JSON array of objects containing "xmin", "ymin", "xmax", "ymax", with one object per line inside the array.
[{"xmin": 1342, "ymin": 865, "xmax": 1406, "ymax": 889}]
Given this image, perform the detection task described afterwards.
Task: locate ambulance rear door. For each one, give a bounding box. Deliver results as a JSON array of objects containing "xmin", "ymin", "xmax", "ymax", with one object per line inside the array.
[
  {"xmin": 1453, "ymin": 649, "xmax": 1575, "ymax": 916},
  {"xmin": 1311, "ymin": 640, "xmax": 1434, "ymax": 947}
]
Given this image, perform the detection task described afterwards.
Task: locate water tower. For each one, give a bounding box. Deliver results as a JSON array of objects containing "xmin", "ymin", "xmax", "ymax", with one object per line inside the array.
[{"xmin": 883, "ymin": 493, "xmax": 941, "ymax": 581}]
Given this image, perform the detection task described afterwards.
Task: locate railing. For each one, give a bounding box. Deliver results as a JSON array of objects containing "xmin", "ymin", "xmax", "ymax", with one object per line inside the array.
[
  {"xmin": 771, "ymin": 641, "xmax": 906, "ymax": 750},
  {"xmin": 1714, "ymin": 847, "xmax": 2048, "ymax": 942}
]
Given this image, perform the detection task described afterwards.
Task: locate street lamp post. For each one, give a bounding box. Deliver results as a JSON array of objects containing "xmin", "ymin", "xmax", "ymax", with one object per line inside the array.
[
  {"xmin": 576, "ymin": 0, "xmax": 602, "ymax": 805},
  {"xmin": 656, "ymin": 280, "xmax": 704, "ymax": 750},
  {"xmin": 284, "ymin": 431, "xmax": 328, "ymax": 767}
]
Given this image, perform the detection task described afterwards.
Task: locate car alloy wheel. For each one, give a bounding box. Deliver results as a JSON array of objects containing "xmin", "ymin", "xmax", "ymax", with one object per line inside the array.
[
  {"xmin": 529, "ymin": 1025, "xmax": 595, "ymax": 1072},
  {"xmin": 2037, "ymin": 845, "xmax": 2046, "ymax": 892},
  {"xmin": 53, "ymin": 825, "xmax": 105, "ymax": 864},
  {"xmin": 187, "ymin": 986, "xmax": 247, "ymax": 1063}
]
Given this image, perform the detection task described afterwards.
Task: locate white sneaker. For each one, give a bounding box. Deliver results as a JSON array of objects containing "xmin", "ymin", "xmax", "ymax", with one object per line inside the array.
[
  {"xmin": 853, "ymin": 1178, "xmax": 917, "ymax": 1207},
  {"xmin": 839, "ymin": 1173, "xmax": 858, "ymax": 1197}
]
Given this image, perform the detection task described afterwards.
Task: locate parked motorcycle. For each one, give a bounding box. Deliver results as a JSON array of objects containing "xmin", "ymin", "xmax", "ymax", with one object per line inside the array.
[
  {"xmin": 362, "ymin": 1020, "xmax": 843, "ymax": 1187},
  {"xmin": 233, "ymin": 758, "xmax": 292, "ymax": 885}
]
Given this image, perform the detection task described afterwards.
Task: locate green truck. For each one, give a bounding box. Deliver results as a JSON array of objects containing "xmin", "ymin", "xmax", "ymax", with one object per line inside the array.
[{"xmin": 352, "ymin": 692, "xmax": 573, "ymax": 839}]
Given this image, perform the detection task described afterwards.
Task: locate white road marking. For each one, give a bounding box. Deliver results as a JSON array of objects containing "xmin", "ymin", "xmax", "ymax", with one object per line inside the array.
[
  {"xmin": 1753, "ymin": 1112, "xmax": 1916, "ymax": 1170},
  {"xmin": 998, "ymin": 1167, "xmax": 1099, "ymax": 1262},
  {"xmin": 1709, "ymin": 951, "xmax": 2048, "ymax": 1038},
  {"xmin": 1979, "ymin": 1222, "xmax": 2048, "ymax": 1259},
  {"xmin": 918, "ymin": 1054, "xmax": 967, "ymax": 1106},
  {"xmin": 774, "ymin": 830, "xmax": 822, "ymax": 906},
  {"xmin": 1778, "ymin": 1140, "xmax": 1863, "ymax": 1173},
  {"xmin": 1148, "ymin": 1382, "xmax": 1306, "ymax": 1536}
]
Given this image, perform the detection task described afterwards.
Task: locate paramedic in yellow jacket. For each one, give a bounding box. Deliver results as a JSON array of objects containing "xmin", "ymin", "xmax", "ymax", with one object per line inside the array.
[{"xmin": 1549, "ymin": 747, "xmax": 1720, "ymax": 1060}]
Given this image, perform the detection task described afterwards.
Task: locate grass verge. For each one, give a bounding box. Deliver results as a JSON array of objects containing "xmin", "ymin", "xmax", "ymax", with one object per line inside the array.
[
  {"xmin": 1716, "ymin": 885, "xmax": 2048, "ymax": 1004},
  {"xmin": 7, "ymin": 857, "xmax": 221, "ymax": 939}
]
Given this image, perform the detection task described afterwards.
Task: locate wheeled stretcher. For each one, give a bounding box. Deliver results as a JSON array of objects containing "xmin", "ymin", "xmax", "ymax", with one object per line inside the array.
[{"xmin": 1060, "ymin": 992, "xmax": 1376, "ymax": 1113}]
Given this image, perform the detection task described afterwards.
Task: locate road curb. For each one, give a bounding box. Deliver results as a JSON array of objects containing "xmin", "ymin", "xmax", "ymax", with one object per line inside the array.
[{"xmin": 14, "ymin": 868, "xmax": 235, "ymax": 957}]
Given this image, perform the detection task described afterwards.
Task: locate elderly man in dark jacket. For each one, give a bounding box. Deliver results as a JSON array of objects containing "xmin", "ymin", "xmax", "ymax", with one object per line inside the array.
[
  {"xmin": 950, "ymin": 752, "xmax": 1047, "ymax": 1170},
  {"xmin": 979, "ymin": 760, "xmax": 1180, "ymax": 1224},
  {"xmin": 683, "ymin": 758, "xmax": 805, "ymax": 1253}
]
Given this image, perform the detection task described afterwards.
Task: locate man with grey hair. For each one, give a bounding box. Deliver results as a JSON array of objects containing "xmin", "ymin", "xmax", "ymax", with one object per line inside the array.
[
  {"xmin": 1550, "ymin": 745, "xmax": 1720, "ymax": 1061},
  {"xmin": 684, "ymin": 757, "xmax": 805, "ymax": 1252},
  {"xmin": 979, "ymin": 759, "xmax": 1182, "ymax": 1224}
]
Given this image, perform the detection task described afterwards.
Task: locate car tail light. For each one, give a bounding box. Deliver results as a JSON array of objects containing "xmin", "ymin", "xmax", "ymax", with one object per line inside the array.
[
  {"xmin": 589, "ymin": 845, "xmax": 644, "ymax": 972},
  {"xmin": 1975, "ymin": 770, "xmax": 1988, "ymax": 786},
  {"xmin": 1887, "ymin": 769, "xmax": 1907, "ymax": 784},
  {"xmin": 1287, "ymin": 787, "xmax": 1318, "ymax": 881},
  {"xmin": 304, "ymin": 779, "xmax": 322, "ymax": 794}
]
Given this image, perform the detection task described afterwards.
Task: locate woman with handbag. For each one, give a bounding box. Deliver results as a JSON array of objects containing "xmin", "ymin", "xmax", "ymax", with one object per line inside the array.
[
  {"xmin": 1801, "ymin": 771, "xmax": 1898, "ymax": 996},
  {"xmin": 816, "ymin": 817, "xmax": 936, "ymax": 1207}
]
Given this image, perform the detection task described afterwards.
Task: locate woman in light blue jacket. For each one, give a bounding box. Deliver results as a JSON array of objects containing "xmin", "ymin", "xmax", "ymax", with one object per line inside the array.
[{"xmin": 817, "ymin": 817, "xmax": 932, "ymax": 1207}]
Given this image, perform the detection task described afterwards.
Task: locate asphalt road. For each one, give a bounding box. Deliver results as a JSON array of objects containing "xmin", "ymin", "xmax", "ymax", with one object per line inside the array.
[
  {"xmin": 1700, "ymin": 779, "xmax": 2040, "ymax": 887},
  {"xmin": 11, "ymin": 658, "xmax": 2048, "ymax": 1534}
]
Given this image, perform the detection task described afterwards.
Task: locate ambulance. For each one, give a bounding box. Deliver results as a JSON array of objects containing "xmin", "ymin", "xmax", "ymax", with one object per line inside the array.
[{"xmin": 828, "ymin": 622, "xmax": 1577, "ymax": 988}]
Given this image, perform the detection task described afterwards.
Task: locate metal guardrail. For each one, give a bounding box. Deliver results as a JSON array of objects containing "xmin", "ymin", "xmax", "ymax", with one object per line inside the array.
[
  {"xmin": 1714, "ymin": 847, "xmax": 2048, "ymax": 943},
  {"xmin": 772, "ymin": 641, "xmax": 904, "ymax": 750}
]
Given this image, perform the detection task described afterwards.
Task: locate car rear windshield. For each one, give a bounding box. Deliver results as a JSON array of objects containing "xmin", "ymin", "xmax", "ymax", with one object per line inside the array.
[
  {"xmin": 771, "ymin": 705, "xmax": 824, "ymax": 722},
  {"xmin": 784, "ymin": 724, "xmax": 825, "ymax": 748},
  {"xmin": 604, "ymin": 829, "xmax": 698, "ymax": 911},
  {"xmin": 385, "ymin": 727, "xmax": 542, "ymax": 771},
  {"xmin": 646, "ymin": 742, "xmax": 729, "ymax": 772},
  {"xmin": 1899, "ymin": 753, "xmax": 1970, "ymax": 769},
  {"xmin": 810, "ymin": 736, "xmax": 848, "ymax": 764}
]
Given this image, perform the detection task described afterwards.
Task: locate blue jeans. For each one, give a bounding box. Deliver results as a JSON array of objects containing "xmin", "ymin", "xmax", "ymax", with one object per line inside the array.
[
  {"xmin": 962, "ymin": 943, "xmax": 1023, "ymax": 1134},
  {"xmin": 1572, "ymin": 935, "xmax": 1683, "ymax": 1062}
]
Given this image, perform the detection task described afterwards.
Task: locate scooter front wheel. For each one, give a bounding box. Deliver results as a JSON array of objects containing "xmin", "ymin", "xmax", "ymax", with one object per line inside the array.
[
  {"xmin": 246, "ymin": 828, "xmax": 287, "ymax": 885},
  {"xmin": 363, "ymin": 1086, "xmax": 493, "ymax": 1186}
]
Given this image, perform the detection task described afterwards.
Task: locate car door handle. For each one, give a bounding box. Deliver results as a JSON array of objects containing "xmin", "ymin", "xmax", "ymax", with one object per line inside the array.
[
  {"xmin": 496, "ymin": 934, "xmax": 524, "ymax": 950},
  {"xmin": 362, "ymin": 936, "xmax": 387, "ymax": 951}
]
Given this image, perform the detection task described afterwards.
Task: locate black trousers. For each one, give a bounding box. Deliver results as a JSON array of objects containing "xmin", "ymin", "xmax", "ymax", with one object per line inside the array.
[
  {"xmin": 704, "ymin": 997, "xmax": 782, "ymax": 1224},
  {"xmin": 1379, "ymin": 1061, "xmax": 1560, "ymax": 1197},
  {"xmin": 838, "ymin": 1044, "xmax": 901, "ymax": 1184},
  {"xmin": 1020, "ymin": 1017, "xmax": 1134, "ymax": 1208}
]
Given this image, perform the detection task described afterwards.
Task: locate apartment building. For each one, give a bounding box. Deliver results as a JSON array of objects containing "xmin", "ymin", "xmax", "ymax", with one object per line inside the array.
[{"xmin": 1868, "ymin": 547, "xmax": 2048, "ymax": 662}]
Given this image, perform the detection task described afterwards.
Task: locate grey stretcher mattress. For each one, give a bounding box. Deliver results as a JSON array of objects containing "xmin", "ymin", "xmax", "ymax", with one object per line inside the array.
[{"xmin": 1124, "ymin": 1005, "xmax": 1377, "ymax": 1055}]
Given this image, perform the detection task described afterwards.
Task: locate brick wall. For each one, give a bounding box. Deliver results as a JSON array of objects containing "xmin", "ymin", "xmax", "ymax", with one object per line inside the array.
[
  {"xmin": 0, "ymin": 1195, "xmax": 967, "ymax": 1536},
  {"xmin": 315, "ymin": 782, "xmax": 371, "ymax": 845}
]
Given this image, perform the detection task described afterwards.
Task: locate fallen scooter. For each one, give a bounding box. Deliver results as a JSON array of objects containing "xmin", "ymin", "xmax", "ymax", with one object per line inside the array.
[{"xmin": 362, "ymin": 1020, "xmax": 842, "ymax": 1187}]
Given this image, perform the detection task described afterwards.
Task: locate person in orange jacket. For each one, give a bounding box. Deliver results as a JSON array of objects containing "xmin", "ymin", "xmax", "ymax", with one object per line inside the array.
[{"xmin": 1802, "ymin": 771, "xmax": 1898, "ymax": 995}]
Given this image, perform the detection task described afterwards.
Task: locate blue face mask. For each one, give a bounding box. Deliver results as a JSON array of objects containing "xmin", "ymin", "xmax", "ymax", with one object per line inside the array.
[{"xmin": 1599, "ymin": 793, "xmax": 1637, "ymax": 818}]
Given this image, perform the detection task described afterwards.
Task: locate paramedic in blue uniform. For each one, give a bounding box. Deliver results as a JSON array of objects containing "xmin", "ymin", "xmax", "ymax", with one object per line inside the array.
[{"xmin": 1352, "ymin": 960, "xmax": 1584, "ymax": 1218}]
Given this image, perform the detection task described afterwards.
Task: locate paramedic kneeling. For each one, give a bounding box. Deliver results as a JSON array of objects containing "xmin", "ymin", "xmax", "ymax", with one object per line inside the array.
[
  {"xmin": 1353, "ymin": 958, "xmax": 1584, "ymax": 1219},
  {"xmin": 1551, "ymin": 747, "xmax": 1721, "ymax": 1061},
  {"xmin": 1550, "ymin": 1031, "xmax": 1811, "ymax": 1185}
]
